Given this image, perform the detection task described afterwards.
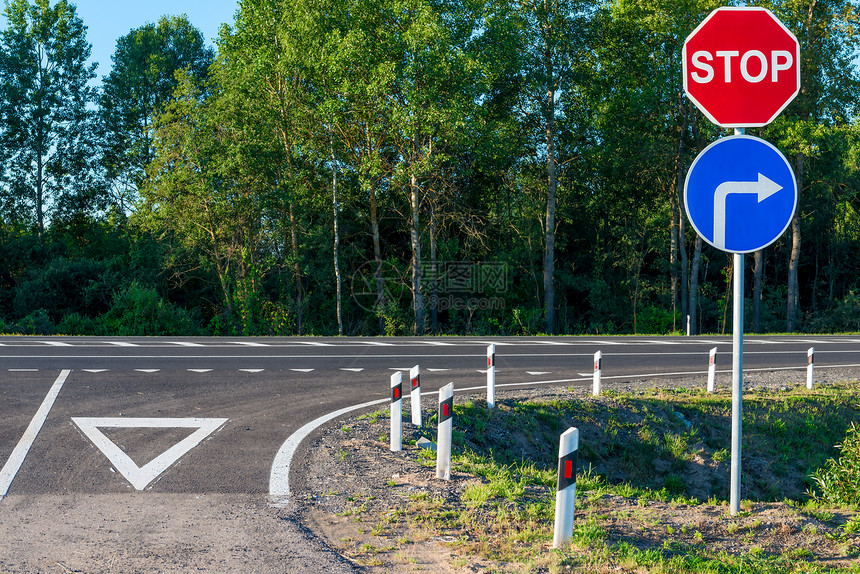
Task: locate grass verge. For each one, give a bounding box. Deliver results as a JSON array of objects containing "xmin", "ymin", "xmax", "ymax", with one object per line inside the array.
[{"xmin": 384, "ymin": 382, "xmax": 860, "ymax": 572}]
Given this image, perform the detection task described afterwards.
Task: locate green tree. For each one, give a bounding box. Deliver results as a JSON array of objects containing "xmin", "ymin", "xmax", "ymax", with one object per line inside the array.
[
  {"xmin": 216, "ymin": 0, "xmax": 328, "ymax": 334},
  {"xmin": 100, "ymin": 15, "xmax": 213, "ymax": 213},
  {"xmin": 0, "ymin": 0, "xmax": 99, "ymax": 238},
  {"xmin": 482, "ymin": 0, "xmax": 591, "ymax": 334},
  {"xmin": 138, "ymin": 73, "xmax": 239, "ymax": 323},
  {"xmin": 387, "ymin": 0, "xmax": 478, "ymax": 335},
  {"xmin": 314, "ymin": 0, "xmax": 399, "ymax": 335},
  {"xmin": 758, "ymin": 0, "xmax": 860, "ymax": 331}
]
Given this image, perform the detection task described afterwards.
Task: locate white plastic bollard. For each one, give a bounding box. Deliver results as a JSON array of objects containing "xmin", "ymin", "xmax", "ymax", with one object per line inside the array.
[
  {"xmin": 390, "ymin": 371, "xmax": 403, "ymax": 452},
  {"xmin": 436, "ymin": 383, "xmax": 454, "ymax": 481},
  {"xmin": 707, "ymin": 347, "xmax": 717, "ymax": 393},
  {"xmin": 487, "ymin": 344, "xmax": 496, "ymax": 408},
  {"xmin": 592, "ymin": 351, "xmax": 602, "ymax": 396},
  {"xmin": 553, "ymin": 427, "xmax": 579, "ymax": 549},
  {"xmin": 410, "ymin": 365, "xmax": 422, "ymax": 426},
  {"xmin": 807, "ymin": 347, "xmax": 814, "ymax": 390}
]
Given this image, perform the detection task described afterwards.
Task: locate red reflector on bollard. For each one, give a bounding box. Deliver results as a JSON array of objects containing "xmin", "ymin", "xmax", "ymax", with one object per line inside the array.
[
  {"xmin": 565, "ymin": 460, "xmax": 573, "ymax": 479},
  {"xmin": 443, "ymin": 404, "xmax": 449, "ymax": 417}
]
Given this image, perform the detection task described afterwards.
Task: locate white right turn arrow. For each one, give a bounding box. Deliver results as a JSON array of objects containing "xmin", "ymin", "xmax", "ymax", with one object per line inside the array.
[{"xmin": 713, "ymin": 173, "xmax": 783, "ymax": 250}]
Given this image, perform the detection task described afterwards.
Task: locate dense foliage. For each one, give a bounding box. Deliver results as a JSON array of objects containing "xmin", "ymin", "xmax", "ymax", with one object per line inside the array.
[
  {"xmin": 811, "ymin": 422, "xmax": 860, "ymax": 506},
  {"xmin": 0, "ymin": 0, "xmax": 859, "ymax": 336}
]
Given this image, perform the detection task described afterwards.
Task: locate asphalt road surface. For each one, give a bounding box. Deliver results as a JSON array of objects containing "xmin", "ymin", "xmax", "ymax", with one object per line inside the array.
[{"xmin": 1, "ymin": 335, "xmax": 859, "ymax": 572}]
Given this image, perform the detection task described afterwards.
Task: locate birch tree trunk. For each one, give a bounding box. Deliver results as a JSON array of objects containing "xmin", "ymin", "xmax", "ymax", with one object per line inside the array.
[
  {"xmin": 787, "ymin": 152, "xmax": 803, "ymax": 332},
  {"xmin": 543, "ymin": 29, "xmax": 557, "ymax": 335},
  {"xmin": 753, "ymin": 250, "xmax": 764, "ymax": 333},
  {"xmin": 365, "ymin": 179, "xmax": 385, "ymax": 335},
  {"xmin": 688, "ymin": 236, "xmax": 703, "ymax": 335},
  {"xmin": 410, "ymin": 171, "xmax": 424, "ymax": 335},
  {"xmin": 332, "ymin": 138, "xmax": 343, "ymax": 336},
  {"xmin": 430, "ymin": 206, "xmax": 438, "ymax": 333},
  {"xmin": 289, "ymin": 203, "xmax": 303, "ymax": 335}
]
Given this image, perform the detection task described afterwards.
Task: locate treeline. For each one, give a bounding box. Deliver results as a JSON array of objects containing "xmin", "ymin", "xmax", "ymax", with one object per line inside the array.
[{"xmin": 1, "ymin": 0, "xmax": 859, "ymax": 337}]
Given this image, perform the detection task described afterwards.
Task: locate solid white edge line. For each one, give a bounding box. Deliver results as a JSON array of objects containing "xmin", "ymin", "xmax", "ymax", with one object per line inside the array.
[
  {"xmin": 269, "ymin": 398, "xmax": 387, "ymax": 506},
  {"xmin": 0, "ymin": 369, "xmax": 71, "ymax": 498}
]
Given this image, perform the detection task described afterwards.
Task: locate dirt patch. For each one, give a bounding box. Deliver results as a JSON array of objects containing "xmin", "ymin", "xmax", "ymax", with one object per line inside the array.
[
  {"xmin": 297, "ymin": 374, "xmax": 860, "ymax": 572},
  {"xmin": 0, "ymin": 493, "xmax": 355, "ymax": 574}
]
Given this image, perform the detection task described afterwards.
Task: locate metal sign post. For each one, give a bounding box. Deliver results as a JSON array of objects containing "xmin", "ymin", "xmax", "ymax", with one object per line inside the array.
[
  {"xmin": 683, "ymin": 128, "xmax": 797, "ymax": 516},
  {"xmin": 730, "ymin": 253, "xmax": 744, "ymax": 515}
]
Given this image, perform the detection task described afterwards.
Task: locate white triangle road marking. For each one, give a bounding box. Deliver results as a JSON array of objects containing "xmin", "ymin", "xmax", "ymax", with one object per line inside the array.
[
  {"xmin": 527, "ymin": 371, "xmax": 551, "ymax": 375},
  {"xmin": 135, "ymin": 369, "xmax": 160, "ymax": 373},
  {"xmin": 187, "ymin": 369, "xmax": 212, "ymax": 373},
  {"xmin": 295, "ymin": 341, "xmax": 333, "ymax": 347},
  {"xmin": 42, "ymin": 341, "xmax": 72, "ymax": 346},
  {"xmin": 232, "ymin": 342, "xmax": 269, "ymax": 347},
  {"xmin": 239, "ymin": 369, "xmax": 265, "ymax": 373},
  {"xmin": 427, "ymin": 368, "xmax": 451, "ymax": 372},
  {"xmin": 170, "ymin": 342, "xmax": 204, "ymax": 347},
  {"xmin": 577, "ymin": 373, "xmax": 592, "ymax": 377},
  {"xmin": 290, "ymin": 368, "xmax": 315, "ymax": 373},
  {"xmin": 340, "ymin": 368, "xmax": 364, "ymax": 372},
  {"xmin": 83, "ymin": 369, "xmax": 109, "ymax": 373},
  {"xmin": 108, "ymin": 341, "xmax": 138, "ymax": 347},
  {"xmin": 71, "ymin": 417, "xmax": 228, "ymax": 491}
]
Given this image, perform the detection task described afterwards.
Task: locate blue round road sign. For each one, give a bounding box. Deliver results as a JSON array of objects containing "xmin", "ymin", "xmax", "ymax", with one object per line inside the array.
[{"xmin": 684, "ymin": 135, "xmax": 797, "ymax": 253}]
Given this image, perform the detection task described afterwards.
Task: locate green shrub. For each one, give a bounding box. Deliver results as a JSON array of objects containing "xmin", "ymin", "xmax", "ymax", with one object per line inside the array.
[
  {"xmin": 12, "ymin": 257, "xmax": 117, "ymax": 322},
  {"xmin": 102, "ymin": 282, "xmax": 198, "ymax": 336},
  {"xmin": 57, "ymin": 312, "xmax": 103, "ymax": 336},
  {"xmin": 11, "ymin": 309, "xmax": 54, "ymax": 335},
  {"xmin": 810, "ymin": 422, "xmax": 860, "ymax": 506}
]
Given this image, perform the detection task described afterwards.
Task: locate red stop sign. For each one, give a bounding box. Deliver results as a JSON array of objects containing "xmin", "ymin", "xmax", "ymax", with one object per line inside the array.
[{"xmin": 683, "ymin": 7, "xmax": 800, "ymax": 128}]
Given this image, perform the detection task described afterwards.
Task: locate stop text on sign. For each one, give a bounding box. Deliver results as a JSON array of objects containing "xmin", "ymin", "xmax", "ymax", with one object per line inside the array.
[
  {"xmin": 689, "ymin": 50, "xmax": 794, "ymax": 84},
  {"xmin": 682, "ymin": 7, "xmax": 800, "ymax": 128}
]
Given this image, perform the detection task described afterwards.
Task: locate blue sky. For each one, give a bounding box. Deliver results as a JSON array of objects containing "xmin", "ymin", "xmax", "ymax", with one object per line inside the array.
[{"xmin": 68, "ymin": 1, "xmax": 239, "ymax": 81}]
